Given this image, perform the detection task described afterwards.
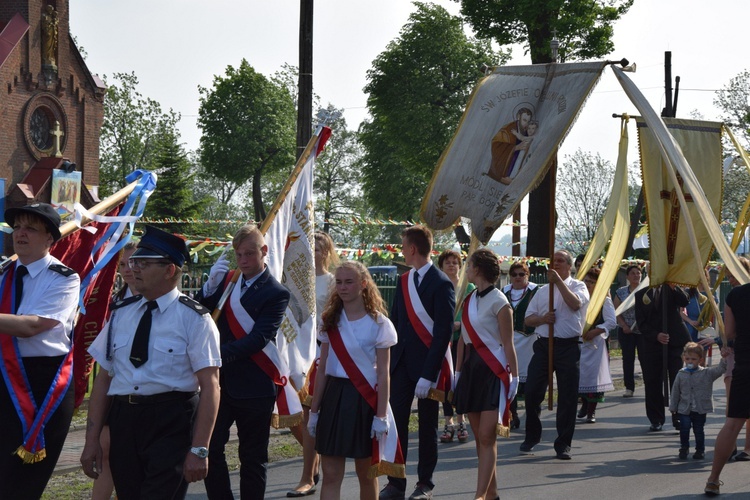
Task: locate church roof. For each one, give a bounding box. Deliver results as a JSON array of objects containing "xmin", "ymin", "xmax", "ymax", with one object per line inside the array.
[{"xmin": 0, "ymin": 13, "xmax": 29, "ymax": 71}]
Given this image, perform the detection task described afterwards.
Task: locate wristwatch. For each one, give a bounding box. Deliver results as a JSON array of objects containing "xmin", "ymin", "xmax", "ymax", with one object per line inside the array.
[{"xmin": 190, "ymin": 446, "xmax": 209, "ymax": 459}]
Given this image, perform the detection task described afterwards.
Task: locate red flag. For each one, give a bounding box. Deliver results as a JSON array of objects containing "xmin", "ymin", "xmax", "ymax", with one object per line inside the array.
[{"xmin": 51, "ymin": 206, "xmax": 122, "ymax": 408}]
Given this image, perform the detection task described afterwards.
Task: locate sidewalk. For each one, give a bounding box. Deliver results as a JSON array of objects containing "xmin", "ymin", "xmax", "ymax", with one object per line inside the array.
[{"xmin": 54, "ymin": 351, "xmax": 646, "ymax": 475}]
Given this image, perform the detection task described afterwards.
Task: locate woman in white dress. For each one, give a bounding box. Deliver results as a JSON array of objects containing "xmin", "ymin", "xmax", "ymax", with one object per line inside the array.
[
  {"xmin": 577, "ymin": 267, "xmax": 616, "ymax": 423},
  {"xmin": 288, "ymin": 232, "xmax": 338, "ymax": 497},
  {"xmin": 454, "ymin": 248, "xmax": 517, "ymax": 500}
]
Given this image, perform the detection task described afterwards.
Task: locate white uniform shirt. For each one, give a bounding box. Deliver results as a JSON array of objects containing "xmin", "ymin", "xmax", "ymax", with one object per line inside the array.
[
  {"xmin": 88, "ymin": 287, "xmax": 221, "ymax": 395},
  {"xmin": 318, "ymin": 312, "xmax": 397, "ymax": 378},
  {"xmin": 525, "ymin": 276, "xmax": 589, "ymax": 339},
  {"xmin": 16, "ymin": 254, "xmax": 80, "ymax": 357},
  {"xmin": 461, "ymin": 288, "xmax": 510, "ymax": 345}
]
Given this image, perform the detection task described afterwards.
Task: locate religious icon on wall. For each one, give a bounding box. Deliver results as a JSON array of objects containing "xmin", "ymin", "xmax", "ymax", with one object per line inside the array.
[{"xmin": 51, "ymin": 169, "xmax": 81, "ymax": 217}]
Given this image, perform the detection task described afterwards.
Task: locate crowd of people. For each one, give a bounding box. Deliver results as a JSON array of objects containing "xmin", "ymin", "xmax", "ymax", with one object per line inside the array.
[{"xmin": 1, "ymin": 202, "xmax": 748, "ymax": 499}]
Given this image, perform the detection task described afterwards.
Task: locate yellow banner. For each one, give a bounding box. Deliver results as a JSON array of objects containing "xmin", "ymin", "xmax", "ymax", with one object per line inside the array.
[{"xmin": 637, "ymin": 117, "xmax": 723, "ymax": 286}]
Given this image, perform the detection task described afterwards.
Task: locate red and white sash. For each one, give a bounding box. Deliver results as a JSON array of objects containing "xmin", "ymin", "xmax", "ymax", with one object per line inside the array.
[
  {"xmin": 327, "ymin": 314, "xmax": 405, "ymax": 479},
  {"xmin": 461, "ymin": 291, "xmax": 512, "ymax": 437},
  {"xmin": 0, "ymin": 263, "xmax": 74, "ymax": 463},
  {"xmin": 401, "ymin": 270, "xmax": 454, "ymax": 402},
  {"xmin": 222, "ymin": 271, "xmax": 303, "ymax": 428}
]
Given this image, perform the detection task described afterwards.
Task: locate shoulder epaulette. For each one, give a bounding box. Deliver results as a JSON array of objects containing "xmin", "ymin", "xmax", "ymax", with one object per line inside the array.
[
  {"xmin": 111, "ymin": 295, "xmax": 142, "ymax": 310},
  {"xmin": 48, "ymin": 263, "xmax": 76, "ymax": 277},
  {"xmin": 179, "ymin": 295, "xmax": 210, "ymax": 315}
]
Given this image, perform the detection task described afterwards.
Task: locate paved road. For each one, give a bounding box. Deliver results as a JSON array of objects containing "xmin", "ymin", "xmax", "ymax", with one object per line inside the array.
[{"xmin": 58, "ymin": 351, "xmax": 750, "ymax": 498}]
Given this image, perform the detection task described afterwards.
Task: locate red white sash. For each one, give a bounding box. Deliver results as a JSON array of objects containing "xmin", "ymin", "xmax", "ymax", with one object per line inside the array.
[
  {"xmin": 0, "ymin": 263, "xmax": 74, "ymax": 462},
  {"xmin": 327, "ymin": 314, "xmax": 405, "ymax": 479},
  {"xmin": 401, "ymin": 270, "xmax": 453, "ymax": 402},
  {"xmin": 461, "ymin": 291, "xmax": 512, "ymax": 437},
  {"xmin": 222, "ymin": 271, "xmax": 303, "ymax": 428}
]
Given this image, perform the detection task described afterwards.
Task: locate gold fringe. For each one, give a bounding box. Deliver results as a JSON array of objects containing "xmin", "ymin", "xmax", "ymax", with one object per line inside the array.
[
  {"xmin": 271, "ymin": 411, "xmax": 304, "ymax": 429},
  {"xmin": 446, "ymin": 389, "xmax": 454, "ymax": 403},
  {"xmin": 297, "ymin": 387, "xmax": 311, "ymax": 407},
  {"xmin": 368, "ymin": 460, "xmax": 406, "ymax": 479},
  {"xmin": 15, "ymin": 446, "xmax": 46, "ymax": 464},
  {"xmin": 427, "ymin": 388, "xmax": 445, "ymax": 403},
  {"xmin": 496, "ymin": 423, "xmax": 510, "ymax": 438}
]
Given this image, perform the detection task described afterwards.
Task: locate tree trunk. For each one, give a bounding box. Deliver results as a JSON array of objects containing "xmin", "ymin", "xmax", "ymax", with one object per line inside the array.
[
  {"xmin": 252, "ymin": 169, "xmax": 266, "ymax": 222},
  {"xmin": 297, "ymin": 0, "xmax": 314, "ymax": 160}
]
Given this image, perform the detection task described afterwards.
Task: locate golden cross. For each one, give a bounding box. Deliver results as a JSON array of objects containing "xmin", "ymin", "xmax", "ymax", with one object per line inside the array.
[
  {"xmin": 50, "ymin": 121, "xmax": 64, "ymax": 158},
  {"xmin": 659, "ymin": 172, "xmax": 694, "ymax": 264}
]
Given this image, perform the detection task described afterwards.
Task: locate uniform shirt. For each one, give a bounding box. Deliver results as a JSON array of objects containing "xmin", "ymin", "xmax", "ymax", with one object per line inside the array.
[
  {"xmin": 525, "ymin": 276, "xmax": 589, "ymax": 339},
  {"xmin": 16, "ymin": 254, "xmax": 80, "ymax": 357},
  {"xmin": 89, "ymin": 287, "xmax": 221, "ymax": 396},
  {"xmin": 461, "ymin": 288, "xmax": 509, "ymax": 345},
  {"xmin": 318, "ymin": 312, "xmax": 397, "ymax": 379}
]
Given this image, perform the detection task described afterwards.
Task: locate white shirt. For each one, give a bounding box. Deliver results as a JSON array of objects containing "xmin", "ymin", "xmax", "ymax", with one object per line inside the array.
[
  {"xmin": 89, "ymin": 287, "xmax": 221, "ymax": 395},
  {"xmin": 16, "ymin": 254, "xmax": 80, "ymax": 357},
  {"xmin": 413, "ymin": 262, "xmax": 432, "ymax": 286},
  {"xmin": 525, "ymin": 276, "xmax": 589, "ymax": 339},
  {"xmin": 318, "ymin": 312, "xmax": 397, "ymax": 378}
]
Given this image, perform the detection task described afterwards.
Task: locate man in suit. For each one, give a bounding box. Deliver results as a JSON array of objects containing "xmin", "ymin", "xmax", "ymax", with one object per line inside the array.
[
  {"xmin": 634, "ymin": 283, "xmax": 690, "ymax": 431},
  {"xmin": 380, "ymin": 226, "xmax": 455, "ymax": 500},
  {"xmin": 197, "ymin": 224, "xmax": 290, "ymax": 500}
]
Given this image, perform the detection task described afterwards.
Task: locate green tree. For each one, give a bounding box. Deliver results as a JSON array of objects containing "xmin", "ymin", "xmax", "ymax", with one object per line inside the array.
[
  {"xmin": 99, "ymin": 72, "xmax": 180, "ymax": 197},
  {"xmin": 146, "ymin": 134, "xmax": 208, "ymax": 235},
  {"xmin": 197, "ymin": 59, "xmax": 296, "ymax": 221},
  {"xmin": 359, "ymin": 1, "xmax": 505, "ymax": 220},
  {"xmin": 555, "ymin": 149, "xmax": 615, "ymax": 256},
  {"xmin": 458, "ymin": 0, "xmax": 633, "ymax": 257}
]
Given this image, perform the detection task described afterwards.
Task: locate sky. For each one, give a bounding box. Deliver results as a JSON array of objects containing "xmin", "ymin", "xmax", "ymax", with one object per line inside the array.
[{"xmin": 69, "ymin": 0, "xmax": 750, "ymax": 247}]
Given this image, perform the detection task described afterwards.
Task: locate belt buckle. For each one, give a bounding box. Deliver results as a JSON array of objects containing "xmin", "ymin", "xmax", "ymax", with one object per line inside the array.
[{"xmin": 128, "ymin": 394, "xmax": 138, "ymax": 405}]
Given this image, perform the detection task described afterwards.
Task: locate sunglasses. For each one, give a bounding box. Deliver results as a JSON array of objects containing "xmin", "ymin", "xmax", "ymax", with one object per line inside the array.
[{"xmin": 510, "ymin": 272, "xmax": 527, "ymax": 277}]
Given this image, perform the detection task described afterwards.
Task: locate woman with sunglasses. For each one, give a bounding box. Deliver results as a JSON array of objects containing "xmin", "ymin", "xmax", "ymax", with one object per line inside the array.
[{"xmin": 501, "ymin": 261, "xmax": 538, "ymax": 429}]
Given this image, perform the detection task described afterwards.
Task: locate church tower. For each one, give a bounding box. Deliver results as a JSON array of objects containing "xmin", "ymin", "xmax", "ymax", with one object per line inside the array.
[{"xmin": 0, "ymin": 0, "xmax": 105, "ymax": 227}]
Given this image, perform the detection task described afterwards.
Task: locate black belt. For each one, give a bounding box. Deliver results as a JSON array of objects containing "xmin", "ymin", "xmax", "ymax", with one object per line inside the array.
[
  {"xmin": 114, "ymin": 391, "xmax": 197, "ymax": 405},
  {"xmin": 537, "ymin": 336, "xmax": 580, "ymax": 345}
]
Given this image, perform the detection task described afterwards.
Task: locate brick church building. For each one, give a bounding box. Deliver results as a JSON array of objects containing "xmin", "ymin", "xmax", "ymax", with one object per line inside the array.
[{"xmin": 0, "ymin": 0, "xmax": 104, "ymax": 235}]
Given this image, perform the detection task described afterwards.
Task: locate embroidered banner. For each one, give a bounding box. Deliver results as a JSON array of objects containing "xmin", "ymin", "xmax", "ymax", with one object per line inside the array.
[{"xmin": 421, "ymin": 61, "xmax": 608, "ymax": 244}]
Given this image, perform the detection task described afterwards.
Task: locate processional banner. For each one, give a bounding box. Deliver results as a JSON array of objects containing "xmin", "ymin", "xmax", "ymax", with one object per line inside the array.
[
  {"xmin": 421, "ymin": 61, "xmax": 608, "ymax": 244},
  {"xmin": 636, "ymin": 117, "xmax": 723, "ymax": 286}
]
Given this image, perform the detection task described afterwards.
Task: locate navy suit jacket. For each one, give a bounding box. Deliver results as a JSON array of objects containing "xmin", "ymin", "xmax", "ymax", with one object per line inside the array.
[
  {"xmin": 196, "ymin": 267, "xmax": 290, "ymax": 399},
  {"xmin": 390, "ymin": 265, "xmax": 456, "ymax": 382}
]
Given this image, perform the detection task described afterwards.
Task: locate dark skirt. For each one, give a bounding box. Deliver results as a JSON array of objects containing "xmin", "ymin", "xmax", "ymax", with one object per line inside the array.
[
  {"xmin": 454, "ymin": 347, "xmax": 501, "ymax": 414},
  {"xmin": 315, "ymin": 376, "xmax": 374, "ymax": 459}
]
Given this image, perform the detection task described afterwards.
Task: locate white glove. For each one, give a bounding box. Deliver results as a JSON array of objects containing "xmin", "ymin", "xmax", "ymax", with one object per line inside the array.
[
  {"xmin": 370, "ymin": 415, "xmax": 388, "ymax": 442},
  {"xmin": 508, "ymin": 375, "xmax": 519, "ymax": 402},
  {"xmin": 307, "ymin": 411, "xmax": 319, "ymax": 438},
  {"xmin": 204, "ymin": 250, "xmax": 231, "ymax": 295},
  {"xmin": 415, "ymin": 377, "xmax": 432, "ymax": 399},
  {"xmin": 452, "ymin": 371, "xmax": 461, "ymax": 393}
]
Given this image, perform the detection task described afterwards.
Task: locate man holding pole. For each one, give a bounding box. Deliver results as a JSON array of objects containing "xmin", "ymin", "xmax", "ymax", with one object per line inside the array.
[
  {"xmin": 521, "ymin": 250, "xmax": 588, "ymax": 460},
  {"xmin": 634, "ymin": 284, "xmax": 690, "ymax": 431},
  {"xmin": 196, "ymin": 224, "xmax": 290, "ymax": 500}
]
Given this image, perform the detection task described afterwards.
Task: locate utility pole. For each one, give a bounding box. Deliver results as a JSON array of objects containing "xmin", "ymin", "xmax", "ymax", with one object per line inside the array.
[{"xmin": 297, "ymin": 0, "xmax": 313, "ymax": 160}]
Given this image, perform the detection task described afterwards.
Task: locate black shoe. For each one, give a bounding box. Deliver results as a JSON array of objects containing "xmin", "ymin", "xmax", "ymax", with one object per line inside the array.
[
  {"xmin": 519, "ymin": 441, "xmax": 538, "ymax": 454},
  {"xmin": 649, "ymin": 423, "xmax": 663, "ymax": 432},
  {"xmin": 587, "ymin": 412, "xmax": 596, "ymax": 423},
  {"xmin": 510, "ymin": 412, "xmax": 520, "ymax": 429},
  {"xmin": 379, "ymin": 484, "xmax": 406, "ymax": 500},
  {"xmin": 679, "ymin": 448, "xmax": 688, "ymax": 459},
  {"xmin": 408, "ymin": 483, "xmax": 433, "ymax": 500},
  {"xmin": 694, "ymin": 451, "xmax": 705, "ymax": 460},
  {"xmin": 556, "ymin": 447, "xmax": 572, "ymax": 460},
  {"xmin": 735, "ymin": 451, "xmax": 750, "ymax": 461},
  {"xmin": 730, "ymin": 448, "xmax": 738, "ymax": 459}
]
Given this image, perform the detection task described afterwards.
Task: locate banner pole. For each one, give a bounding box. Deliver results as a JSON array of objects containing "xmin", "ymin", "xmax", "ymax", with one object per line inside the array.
[{"xmin": 547, "ymin": 157, "xmax": 557, "ymax": 411}]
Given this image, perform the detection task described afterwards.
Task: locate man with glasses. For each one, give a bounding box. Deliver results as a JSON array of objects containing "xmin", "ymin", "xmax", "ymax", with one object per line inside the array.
[
  {"xmin": 502, "ymin": 262, "xmax": 538, "ymax": 429},
  {"xmin": 0, "ymin": 202, "xmax": 79, "ymax": 498},
  {"xmin": 81, "ymin": 225, "xmax": 221, "ymax": 499}
]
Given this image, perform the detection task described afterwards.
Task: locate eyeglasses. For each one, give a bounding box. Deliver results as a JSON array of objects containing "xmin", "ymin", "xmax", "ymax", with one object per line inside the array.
[
  {"xmin": 128, "ymin": 259, "xmax": 173, "ymax": 270},
  {"xmin": 510, "ymin": 272, "xmax": 527, "ymax": 277}
]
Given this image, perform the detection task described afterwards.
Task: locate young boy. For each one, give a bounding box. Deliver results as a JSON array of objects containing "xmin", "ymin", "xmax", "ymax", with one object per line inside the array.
[{"xmin": 669, "ymin": 342, "xmax": 727, "ymax": 459}]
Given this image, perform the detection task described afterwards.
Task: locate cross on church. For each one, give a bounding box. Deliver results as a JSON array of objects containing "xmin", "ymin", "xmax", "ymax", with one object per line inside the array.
[
  {"xmin": 50, "ymin": 120, "xmax": 64, "ymax": 158},
  {"xmin": 659, "ymin": 172, "xmax": 693, "ymax": 264}
]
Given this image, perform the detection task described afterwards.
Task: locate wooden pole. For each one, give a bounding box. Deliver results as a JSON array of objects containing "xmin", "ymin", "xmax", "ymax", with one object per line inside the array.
[
  {"xmin": 547, "ymin": 157, "xmax": 557, "ymax": 411},
  {"xmin": 211, "ymin": 129, "xmax": 323, "ymax": 321}
]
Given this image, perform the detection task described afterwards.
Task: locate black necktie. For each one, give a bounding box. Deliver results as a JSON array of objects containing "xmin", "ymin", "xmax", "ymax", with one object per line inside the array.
[
  {"xmin": 413, "ymin": 271, "xmax": 420, "ymax": 288},
  {"xmin": 130, "ymin": 301, "xmax": 158, "ymax": 368},
  {"xmin": 15, "ymin": 265, "xmax": 28, "ymax": 311}
]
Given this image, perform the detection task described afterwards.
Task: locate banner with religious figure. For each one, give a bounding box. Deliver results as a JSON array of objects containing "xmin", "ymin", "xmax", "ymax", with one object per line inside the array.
[
  {"xmin": 51, "ymin": 169, "xmax": 81, "ymax": 217},
  {"xmin": 636, "ymin": 117, "xmax": 723, "ymax": 286},
  {"xmin": 422, "ymin": 61, "xmax": 608, "ymax": 244}
]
